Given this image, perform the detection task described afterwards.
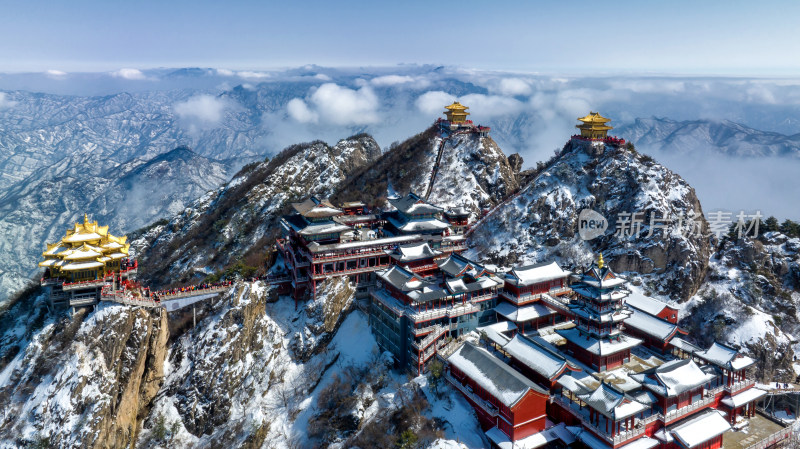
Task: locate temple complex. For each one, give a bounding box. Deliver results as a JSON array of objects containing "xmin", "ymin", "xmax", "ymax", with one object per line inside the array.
[
  {"xmin": 277, "ymin": 193, "xmax": 468, "ymax": 301},
  {"xmin": 39, "ymin": 214, "xmax": 137, "ymax": 311}
]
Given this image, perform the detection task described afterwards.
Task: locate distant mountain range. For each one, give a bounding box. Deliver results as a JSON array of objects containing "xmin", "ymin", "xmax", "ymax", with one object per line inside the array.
[
  {"xmin": 616, "ymin": 117, "xmax": 800, "ymax": 158},
  {"xmin": 1, "ymin": 68, "xmax": 800, "ymax": 302}
]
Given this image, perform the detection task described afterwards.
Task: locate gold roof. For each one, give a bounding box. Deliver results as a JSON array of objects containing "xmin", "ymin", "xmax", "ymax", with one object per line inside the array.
[
  {"xmin": 577, "ymin": 112, "xmax": 611, "ymax": 124},
  {"xmin": 39, "ymin": 214, "xmax": 130, "ymax": 274},
  {"xmin": 444, "ymin": 101, "xmax": 469, "ymax": 112}
]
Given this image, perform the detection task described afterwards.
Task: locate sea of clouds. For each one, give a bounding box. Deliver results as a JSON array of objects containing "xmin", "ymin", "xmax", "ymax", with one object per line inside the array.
[{"xmin": 1, "ymin": 65, "xmax": 798, "ymax": 219}]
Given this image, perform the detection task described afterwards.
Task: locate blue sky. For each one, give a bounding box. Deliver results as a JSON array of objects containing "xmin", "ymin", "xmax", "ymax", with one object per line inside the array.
[{"xmin": 1, "ymin": 0, "xmax": 797, "ymax": 75}]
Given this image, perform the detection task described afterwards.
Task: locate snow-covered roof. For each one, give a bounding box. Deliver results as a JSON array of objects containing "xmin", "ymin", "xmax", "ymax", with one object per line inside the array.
[
  {"xmin": 447, "ymin": 342, "xmax": 545, "ymax": 408},
  {"xmin": 570, "ymin": 424, "xmax": 658, "ymax": 449},
  {"xmin": 108, "ymin": 252, "xmax": 128, "ymax": 259},
  {"xmin": 63, "ymin": 232, "xmax": 103, "ymax": 243},
  {"xmin": 291, "ymin": 197, "xmax": 342, "ymax": 218},
  {"xmin": 479, "ymin": 321, "xmax": 516, "ymax": 347},
  {"xmin": 307, "ymin": 234, "xmax": 420, "ymax": 253},
  {"xmin": 389, "ymin": 242, "xmax": 441, "ymax": 262},
  {"xmin": 670, "ymin": 410, "xmax": 731, "ymax": 448},
  {"xmin": 445, "ymin": 206, "xmax": 470, "ymax": 217},
  {"xmin": 580, "ymin": 265, "xmax": 626, "ymax": 289},
  {"xmin": 503, "ymin": 334, "xmax": 570, "ymax": 380},
  {"xmin": 572, "ymin": 285, "xmax": 629, "ymax": 301},
  {"xmin": 394, "ymin": 217, "xmax": 450, "ymax": 232},
  {"xmin": 625, "ymin": 291, "xmax": 677, "ymax": 316},
  {"xmin": 578, "ymin": 382, "xmax": 648, "ymax": 420},
  {"xmin": 631, "ymin": 359, "xmax": 715, "ymax": 397},
  {"xmin": 38, "ymin": 259, "xmax": 58, "ymax": 267},
  {"xmin": 389, "ymin": 193, "xmax": 443, "ymax": 215},
  {"xmin": 486, "ymin": 423, "xmax": 575, "ymax": 449},
  {"xmin": 64, "ymin": 246, "xmax": 103, "ymax": 260},
  {"xmin": 298, "ymin": 222, "xmax": 352, "ymax": 236},
  {"xmin": 437, "ymin": 254, "xmax": 486, "ymax": 278},
  {"xmin": 377, "ymin": 265, "xmax": 429, "ymax": 292},
  {"xmin": 624, "ymin": 307, "xmax": 681, "ymax": 340},
  {"xmin": 445, "ymin": 278, "xmax": 468, "ymax": 294},
  {"xmin": 558, "ymin": 374, "xmax": 594, "ymax": 396},
  {"xmin": 721, "ymin": 387, "xmax": 767, "ymax": 408},
  {"xmin": 571, "ymin": 305, "xmax": 631, "ymax": 323},
  {"xmin": 557, "ymin": 328, "xmax": 641, "ymax": 356},
  {"xmin": 61, "ymin": 261, "xmax": 104, "ymax": 270},
  {"xmin": 695, "ymin": 342, "xmax": 755, "ymax": 371},
  {"xmin": 506, "ymin": 261, "xmax": 570, "ymax": 287},
  {"xmin": 43, "ymin": 245, "xmax": 69, "ymax": 256},
  {"xmin": 669, "ymin": 337, "xmax": 701, "ymax": 354},
  {"xmin": 495, "ymin": 301, "xmax": 556, "ymax": 322}
]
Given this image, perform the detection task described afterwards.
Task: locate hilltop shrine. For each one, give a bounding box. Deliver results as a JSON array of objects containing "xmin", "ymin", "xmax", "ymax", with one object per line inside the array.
[
  {"xmin": 572, "ymin": 111, "xmax": 626, "ymax": 147},
  {"xmin": 39, "ymin": 215, "xmax": 138, "ymax": 311},
  {"xmin": 438, "ymin": 101, "xmax": 490, "ymax": 136}
]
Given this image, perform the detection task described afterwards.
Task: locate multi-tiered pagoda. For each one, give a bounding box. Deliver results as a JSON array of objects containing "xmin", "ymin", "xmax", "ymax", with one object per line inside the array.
[
  {"xmin": 39, "ymin": 214, "xmax": 137, "ymax": 312},
  {"xmin": 557, "ymin": 254, "xmax": 641, "ymax": 371}
]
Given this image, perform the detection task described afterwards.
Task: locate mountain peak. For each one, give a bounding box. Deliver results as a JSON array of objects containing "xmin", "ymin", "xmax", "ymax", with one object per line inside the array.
[{"xmin": 469, "ymin": 138, "xmax": 711, "ymax": 301}]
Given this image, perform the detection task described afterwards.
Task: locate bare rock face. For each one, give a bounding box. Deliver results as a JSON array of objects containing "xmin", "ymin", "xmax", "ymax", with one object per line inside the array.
[
  {"xmin": 507, "ymin": 153, "xmax": 523, "ymax": 173},
  {"xmin": 0, "ymin": 298, "xmax": 169, "ymax": 448},
  {"xmin": 470, "ymin": 140, "xmax": 711, "ymax": 301}
]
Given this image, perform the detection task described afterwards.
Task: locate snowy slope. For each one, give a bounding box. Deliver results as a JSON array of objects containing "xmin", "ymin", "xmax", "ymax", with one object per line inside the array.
[
  {"xmin": 333, "ymin": 126, "xmax": 521, "ymax": 218},
  {"xmin": 132, "ymin": 134, "xmax": 382, "ymax": 288},
  {"xmin": 468, "ymin": 139, "xmax": 711, "ymax": 301}
]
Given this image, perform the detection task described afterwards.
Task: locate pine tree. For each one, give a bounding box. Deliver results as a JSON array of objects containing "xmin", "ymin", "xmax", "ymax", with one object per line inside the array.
[
  {"xmin": 763, "ymin": 216, "xmax": 780, "ymax": 233},
  {"xmin": 780, "ymin": 219, "xmax": 799, "ymax": 238}
]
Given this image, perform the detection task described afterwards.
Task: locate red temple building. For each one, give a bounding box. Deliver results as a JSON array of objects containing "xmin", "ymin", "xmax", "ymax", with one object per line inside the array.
[
  {"xmin": 278, "ymin": 194, "xmax": 468, "ymax": 300},
  {"xmin": 446, "ymin": 342, "xmax": 549, "ymax": 441}
]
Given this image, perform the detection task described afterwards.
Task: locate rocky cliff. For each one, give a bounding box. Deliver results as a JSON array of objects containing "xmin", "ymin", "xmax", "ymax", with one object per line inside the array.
[{"xmin": 0, "ymin": 292, "xmax": 169, "ymax": 448}]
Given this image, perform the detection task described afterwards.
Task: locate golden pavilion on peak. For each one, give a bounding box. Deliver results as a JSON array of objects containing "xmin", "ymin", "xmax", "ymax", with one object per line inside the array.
[
  {"xmin": 444, "ymin": 101, "xmax": 470, "ymax": 124},
  {"xmin": 576, "ymin": 111, "xmax": 614, "ymax": 139},
  {"xmin": 39, "ymin": 214, "xmax": 131, "ymax": 284}
]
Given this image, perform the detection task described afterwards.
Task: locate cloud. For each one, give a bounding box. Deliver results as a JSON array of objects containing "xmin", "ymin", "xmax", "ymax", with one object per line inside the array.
[
  {"xmin": 371, "ymin": 75, "xmax": 415, "ymax": 86},
  {"xmin": 496, "ymin": 77, "xmax": 532, "ymax": 96},
  {"xmin": 287, "ymin": 98, "xmax": 318, "ymax": 123},
  {"xmin": 45, "ymin": 69, "xmax": 67, "ymax": 79},
  {"xmin": 415, "ymin": 91, "xmax": 455, "ymax": 115},
  {"xmin": 236, "ymin": 71, "xmax": 270, "ymax": 79},
  {"xmin": 415, "ymin": 91, "xmax": 525, "ymax": 118},
  {"xmin": 110, "ymin": 68, "xmax": 147, "ymax": 80},
  {"xmin": 287, "ymin": 83, "xmax": 380, "ymax": 125},
  {"xmin": 173, "ymin": 95, "xmax": 234, "ymax": 133},
  {"xmin": 0, "ymin": 92, "xmax": 17, "ymax": 110}
]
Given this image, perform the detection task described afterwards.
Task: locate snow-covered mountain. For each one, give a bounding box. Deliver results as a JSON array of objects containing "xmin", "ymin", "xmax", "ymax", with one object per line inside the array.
[
  {"xmin": 0, "ymin": 147, "xmax": 239, "ymax": 304},
  {"xmin": 615, "ymin": 117, "xmax": 800, "ymax": 158},
  {"xmin": 133, "ymin": 126, "xmax": 519, "ymax": 289},
  {"xmin": 2, "ymin": 123, "xmax": 800, "ymax": 448},
  {"xmin": 468, "ymin": 139, "xmax": 711, "ymax": 301}
]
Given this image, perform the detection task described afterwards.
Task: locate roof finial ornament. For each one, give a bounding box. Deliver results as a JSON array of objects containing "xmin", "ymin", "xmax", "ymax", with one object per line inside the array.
[
  {"xmin": 598, "ymin": 253, "xmax": 604, "ymax": 270},
  {"xmin": 83, "ymin": 213, "xmax": 89, "ymax": 224}
]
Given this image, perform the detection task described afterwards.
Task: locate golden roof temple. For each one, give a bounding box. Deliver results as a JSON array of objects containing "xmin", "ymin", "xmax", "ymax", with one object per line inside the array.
[
  {"xmin": 576, "ymin": 112, "xmax": 613, "ymax": 139},
  {"xmin": 444, "ymin": 101, "xmax": 470, "ymax": 124},
  {"xmin": 39, "ymin": 214, "xmax": 130, "ymax": 282}
]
